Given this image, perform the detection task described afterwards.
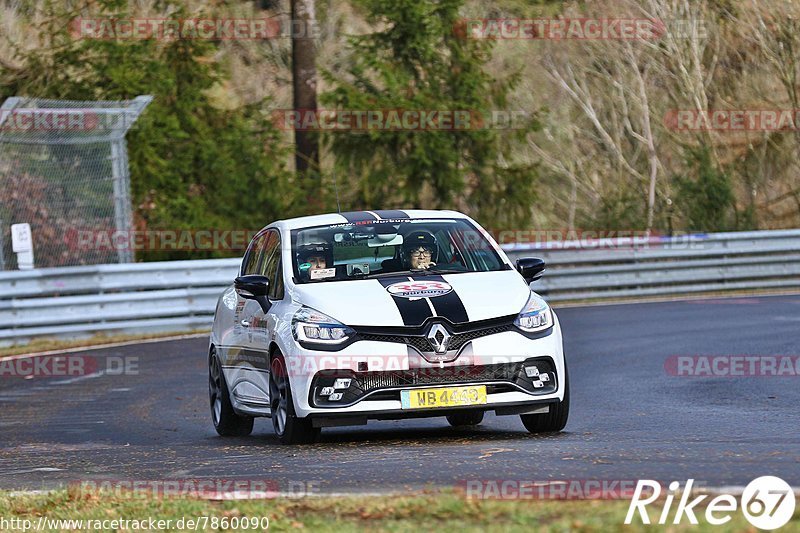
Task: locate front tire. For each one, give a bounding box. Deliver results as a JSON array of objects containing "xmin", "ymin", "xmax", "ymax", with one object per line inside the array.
[
  {"xmin": 520, "ymin": 364, "xmax": 570, "ymax": 433},
  {"xmin": 269, "ymin": 352, "xmax": 320, "ymax": 444},
  {"xmin": 209, "ymin": 349, "xmax": 254, "ymax": 437},
  {"xmin": 446, "ymin": 410, "xmax": 485, "ymax": 427}
]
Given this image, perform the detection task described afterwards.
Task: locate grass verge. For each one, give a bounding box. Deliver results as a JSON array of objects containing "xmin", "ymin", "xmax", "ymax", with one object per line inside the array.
[{"xmin": 1, "ymin": 489, "xmax": 798, "ymax": 532}]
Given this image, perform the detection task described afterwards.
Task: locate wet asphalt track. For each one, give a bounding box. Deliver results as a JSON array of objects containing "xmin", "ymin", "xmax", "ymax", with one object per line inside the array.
[{"xmin": 1, "ymin": 294, "xmax": 798, "ymax": 493}]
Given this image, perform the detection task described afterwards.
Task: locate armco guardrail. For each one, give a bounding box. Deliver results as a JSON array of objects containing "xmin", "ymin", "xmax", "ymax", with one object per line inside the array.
[
  {"xmin": 1, "ymin": 229, "xmax": 799, "ymax": 345},
  {"xmin": 0, "ymin": 259, "xmax": 240, "ymax": 346},
  {"xmin": 503, "ymin": 229, "xmax": 800, "ymax": 301}
]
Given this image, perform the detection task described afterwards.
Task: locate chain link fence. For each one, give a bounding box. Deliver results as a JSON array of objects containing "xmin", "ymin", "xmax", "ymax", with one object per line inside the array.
[{"xmin": 0, "ymin": 96, "xmax": 151, "ymax": 270}]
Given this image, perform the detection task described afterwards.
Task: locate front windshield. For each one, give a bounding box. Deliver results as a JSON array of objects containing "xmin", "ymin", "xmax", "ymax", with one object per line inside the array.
[{"xmin": 291, "ymin": 218, "xmax": 505, "ymax": 283}]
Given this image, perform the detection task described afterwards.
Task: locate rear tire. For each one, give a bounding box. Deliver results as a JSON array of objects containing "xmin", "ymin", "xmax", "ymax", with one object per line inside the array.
[
  {"xmin": 209, "ymin": 349, "xmax": 254, "ymax": 437},
  {"xmin": 520, "ymin": 363, "xmax": 570, "ymax": 433},
  {"xmin": 446, "ymin": 410, "xmax": 485, "ymax": 427},
  {"xmin": 269, "ymin": 352, "xmax": 320, "ymax": 444}
]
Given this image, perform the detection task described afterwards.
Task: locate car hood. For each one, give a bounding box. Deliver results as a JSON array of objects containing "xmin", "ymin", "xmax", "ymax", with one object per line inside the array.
[{"xmin": 291, "ymin": 269, "xmax": 531, "ymax": 327}]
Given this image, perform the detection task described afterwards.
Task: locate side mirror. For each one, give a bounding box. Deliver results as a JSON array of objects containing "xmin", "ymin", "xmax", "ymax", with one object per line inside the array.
[
  {"xmin": 235, "ymin": 275, "xmax": 271, "ymax": 313},
  {"xmin": 516, "ymin": 257, "xmax": 546, "ymax": 284}
]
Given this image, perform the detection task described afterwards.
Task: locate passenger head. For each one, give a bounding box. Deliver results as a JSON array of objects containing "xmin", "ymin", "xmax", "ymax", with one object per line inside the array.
[{"xmin": 402, "ymin": 231, "xmax": 438, "ymax": 270}]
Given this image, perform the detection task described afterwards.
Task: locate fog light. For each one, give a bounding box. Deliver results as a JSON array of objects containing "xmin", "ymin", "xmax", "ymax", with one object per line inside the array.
[
  {"xmin": 524, "ymin": 366, "xmax": 540, "ymax": 378},
  {"xmin": 540, "ymin": 373, "xmax": 550, "ymax": 382},
  {"xmin": 532, "ymin": 380, "xmax": 544, "ymax": 388},
  {"xmin": 320, "ymin": 386, "xmax": 335, "ymax": 396},
  {"xmin": 328, "ymin": 392, "xmax": 343, "ymax": 401},
  {"xmin": 333, "ymin": 378, "xmax": 351, "ymax": 389}
]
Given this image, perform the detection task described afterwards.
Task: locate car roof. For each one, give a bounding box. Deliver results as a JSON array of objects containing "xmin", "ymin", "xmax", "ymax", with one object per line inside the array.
[{"xmin": 270, "ymin": 210, "xmax": 470, "ymax": 232}]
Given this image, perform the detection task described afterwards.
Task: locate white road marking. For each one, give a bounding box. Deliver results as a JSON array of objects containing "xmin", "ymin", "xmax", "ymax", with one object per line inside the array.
[
  {"xmin": 50, "ymin": 371, "xmax": 105, "ymax": 385},
  {"xmin": 0, "ymin": 467, "xmax": 63, "ymax": 476}
]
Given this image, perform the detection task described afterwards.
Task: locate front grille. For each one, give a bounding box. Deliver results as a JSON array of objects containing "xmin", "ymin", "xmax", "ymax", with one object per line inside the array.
[
  {"xmin": 355, "ymin": 317, "xmax": 515, "ymax": 354},
  {"xmin": 447, "ymin": 324, "xmax": 513, "ymax": 351},
  {"xmin": 406, "ymin": 337, "xmax": 431, "ymax": 353},
  {"xmin": 358, "ymin": 363, "xmax": 519, "ymax": 390},
  {"xmin": 358, "ymin": 334, "xmax": 407, "ymax": 344}
]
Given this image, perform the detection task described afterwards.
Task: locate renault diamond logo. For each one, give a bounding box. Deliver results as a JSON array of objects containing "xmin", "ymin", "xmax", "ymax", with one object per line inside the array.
[{"xmin": 426, "ymin": 323, "xmax": 451, "ymax": 354}]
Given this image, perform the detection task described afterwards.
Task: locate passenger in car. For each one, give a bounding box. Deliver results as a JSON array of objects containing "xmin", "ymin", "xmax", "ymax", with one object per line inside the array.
[
  {"xmin": 403, "ymin": 231, "xmax": 438, "ymax": 270},
  {"xmin": 297, "ymin": 242, "xmax": 333, "ymax": 280}
]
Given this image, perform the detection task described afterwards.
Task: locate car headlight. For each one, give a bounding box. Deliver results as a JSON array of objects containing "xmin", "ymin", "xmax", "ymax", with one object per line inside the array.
[
  {"xmin": 514, "ymin": 292, "xmax": 552, "ymax": 333},
  {"xmin": 292, "ymin": 306, "xmax": 355, "ymax": 345}
]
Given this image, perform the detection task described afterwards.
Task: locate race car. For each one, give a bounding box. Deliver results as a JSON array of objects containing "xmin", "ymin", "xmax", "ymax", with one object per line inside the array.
[{"xmin": 209, "ymin": 210, "xmax": 569, "ymax": 443}]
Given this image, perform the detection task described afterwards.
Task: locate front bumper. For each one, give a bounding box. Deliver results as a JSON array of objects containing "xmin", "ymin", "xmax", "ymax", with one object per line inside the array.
[
  {"xmin": 309, "ymin": 399, "xmax": 553, "ymax": 428},
  {"xmin": 309, "ymin": 356, "xmax": 557, "ymax": 407},
  {"xmin": 284, "ymin": 319, "xmax": 566, "ymax": 419}
]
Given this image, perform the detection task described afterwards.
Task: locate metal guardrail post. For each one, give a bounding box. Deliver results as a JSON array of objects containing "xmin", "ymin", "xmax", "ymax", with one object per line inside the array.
[
  {"xmin": 110, "ymin": 139, "xmax": 133, "ymax": 264},
  {"xmin": 0, "ymin": 97, "xmax": 21, "ymax": 127},
  {"xmin": 0, "ymin": 218, "xmax": 5, "ymax": 271},
  {"xmin": 111, "ymin": 95, "xmax": 152, "ymax": 265}
]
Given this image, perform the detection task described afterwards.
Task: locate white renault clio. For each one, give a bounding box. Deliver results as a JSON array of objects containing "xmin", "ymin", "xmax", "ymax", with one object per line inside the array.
[{"xmin": 209, "ymin": 210, "xmax": 569, "ymax": 443}]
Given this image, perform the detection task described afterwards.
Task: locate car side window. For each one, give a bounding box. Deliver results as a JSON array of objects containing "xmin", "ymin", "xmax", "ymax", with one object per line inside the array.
[
  {"xmin": 259, "ymin": 231, "xmax": 283, "ymax": 299},
  {"xmin": 257, "ymin": 232, "xmax": 278, "ymax": 276},
  {"xmin": 242, "ymin": 232, "xmax": 268, "ymax": 275}
]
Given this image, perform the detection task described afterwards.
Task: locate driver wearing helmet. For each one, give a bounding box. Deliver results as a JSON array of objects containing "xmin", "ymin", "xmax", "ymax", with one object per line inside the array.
[
  {"xmin": 297, "ymin": 242, "xmax": 333, "ymax": 280},
  {"xmin": 402, "ymin": 230, "xmax": 438, "ymax": 270}
]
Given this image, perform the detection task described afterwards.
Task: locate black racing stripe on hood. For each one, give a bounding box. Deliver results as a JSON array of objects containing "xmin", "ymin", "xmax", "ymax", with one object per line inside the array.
[
  {"xmin": 373, "ymin": 210, "xmax": 409, "ymax": 219},
  {"xmin": 421, "ymin": 274, "xmax": 470, "ymax": 324},
  {"xmin": 377, "ymin": 277, "xmax": 434, "ymax": 326},
  {"xmin": 340, "ymin": 211, "xmax": 378, "ymax": 223}
]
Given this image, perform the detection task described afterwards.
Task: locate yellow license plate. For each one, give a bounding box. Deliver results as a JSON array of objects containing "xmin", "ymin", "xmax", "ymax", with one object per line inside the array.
[{"xmin": 400, "ymin": 385, "xmax": 487, "ymax": 409}]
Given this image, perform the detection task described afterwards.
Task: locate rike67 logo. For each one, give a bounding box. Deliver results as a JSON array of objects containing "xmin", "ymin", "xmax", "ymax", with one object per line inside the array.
[{"xmin": 626, "ymin": 477, "xmax": 796, "ymax": 530}]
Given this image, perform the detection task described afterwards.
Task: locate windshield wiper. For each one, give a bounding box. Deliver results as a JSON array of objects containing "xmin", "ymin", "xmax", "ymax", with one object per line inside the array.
[
  {"xmin": 418, "ymin": 268, "xmax": 467, "ymax": 275},
  {"xmin": 362, "ymin": 270, "xmax": 416, "ymax": 279},
  {"xmin": 362, "ymin": 268, "xmax": 468, "ymax": 279}
]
